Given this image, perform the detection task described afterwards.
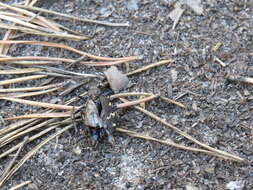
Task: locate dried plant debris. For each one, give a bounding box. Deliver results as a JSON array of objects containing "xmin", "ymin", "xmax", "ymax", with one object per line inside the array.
[
  {"xmin": 0, "ymin": 0, "xmax": 251, "ymax": 189},
  {"xmin": 104, "ymin": 66, "xmax": 129, "ymax": 93},
  {"xmin": 84, "ymin": 99, "xmax": 102, "ymax": 128},
  {"xmin": 168, "ymin": 0, "xmax": 203, "ymax": 29},
  {"xmin": 227, "ymin": 75, "xmax": 253, "ymax": 85},
  {"xmin": 184, "ymin": 0, "xmax": 203, "ymax": 15},
  {"xmin": 168, "ymin": 2, "xmax": 185, "ymax": 30},
  {"xmin": 0, "ymin": 2, "xmax": 88, "ymax": 41}
]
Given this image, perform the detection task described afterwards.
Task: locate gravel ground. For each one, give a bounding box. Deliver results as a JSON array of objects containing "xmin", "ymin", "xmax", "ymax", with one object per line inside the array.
[{"xmin": 0, "ymin": 0, "xmax": 253, "ymax": 189}]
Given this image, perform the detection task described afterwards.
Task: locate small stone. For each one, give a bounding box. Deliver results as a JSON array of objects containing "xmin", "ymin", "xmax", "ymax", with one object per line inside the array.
[
  {"xmin": 226, "ymin": 180, "xmax": 244, "ymax": 190},
  {"xmin": 186, "ymin": 184, "xmax": 199, "ymax": 190},
  {"xmin": 73, "ymin": 146, "xmax": 82, "ymax": 155},
  {"xmin": 192, "ymin": 101, "xmax": 198, "ymax": 111},
  {"xmin": 244, "ymin": 89, "xmax": 250, "ymax": 96},
  {"xmin": 104, "ymin": 66, "xmax": 129, "ymax": 93}
]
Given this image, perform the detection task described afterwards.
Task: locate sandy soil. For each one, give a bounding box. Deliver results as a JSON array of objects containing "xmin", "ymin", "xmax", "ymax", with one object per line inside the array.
[{"xmin": 0, "ymin": 0, "xmax": 252, "ymax": 189}]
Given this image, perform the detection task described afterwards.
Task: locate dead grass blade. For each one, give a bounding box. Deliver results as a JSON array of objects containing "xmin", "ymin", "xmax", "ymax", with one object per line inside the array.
[
  {"xmin": 5, "ymin": 112, "xmax": 72, "ymax": 120},
  {"xmin": 0, "ymin": 40, "xmax": 139, "ymax": 61},
  {"xmin": 0, "ymin": 119, "xmax": 57, "ymax": 147},
  {"xmin": 0, "ymin": 56, "xmax": 74, "ymax": 63},
  {"xmin": 9, "ymin": 181, "xmax": 31, "ymax": 190},
  {"xmin": 14, "ymin": 4, "xmax": 130, "ymax": 27},
  {"xmin": 0, "ymin": 75, "xmax": 46, "ymax": 85},
  {"xmin": 159, "ymin": 96, "xmax": 186, "ymax": 108},
  {"xmin": 0, "ymin": 82, "xmax": 65, "ymax": 93},
  {"xmin": 1, "ymin": 97, "xmax": 78, "ymax": 110},
  {"xmin": 111, "ymin": 92, "xmax": 186, "ymax": 108},
  {"xmin": 119, "ymin": 98, "xmax": 245, "ymax": 162},
  {"xmin": 117, "ymin": 95, "xmax": 158, "ymax": 109},
  {"xmin": 0, "ymin": 118, "xmax": 38, "ymax": 137},
  {"xmin": 0, "ymin": 124, "xmax": 73, "ymax": 188},
  {"xmin": 80, "ymin": 58, "xmax": 139, "ymax": 66},
  {"xmin": 0, "ymin": 11, "xmax": 58, "ymax": 31},
  {"xmin": 227, "ymin": 75, "xmax": 253, "ymax": 85},
  {"xmin": 126, "ymin": 59, "xmax": 172, "ymax": 76},
  {"xmin": 0, "ymin": 119, "xmax": 62, "ymax": 159},
  {"xmin": 0, "ymin": 56, "xmax": 138, "ymax": 67},
  {"xmin": 0, "ymin": 86, "xmax": 61, "ymax": 98},
  {"xmin": 0, "ymin": 30, "xmax": 16, "ymax": 55},
  {"xmin": 0, "ymin": 13, "xmax": 51, "ymax": 32},
  {"xmin": 0, "ymin": 23, "xmax": 88, "ymax": 40},
  {"xmin": 0, "ymin": 137, "xmax": 28, "ymax": 187},
  {"xmin": 36, "ymin": 66, "xmax": 101, "ymax": 78},
  {"xmin": 0, "ymin": 2, "xmax": 60, "ymax": 31},
  {"xmin": 0, "ymin": 67, "xmax": 43, "ymax": 74},
  {"xmin": 0, "ymin": 120, "xmax": 41, "ymax": 146},
  {"xmin": 116, "ymin": 128, "xmax": 233, "ymax": 160}
]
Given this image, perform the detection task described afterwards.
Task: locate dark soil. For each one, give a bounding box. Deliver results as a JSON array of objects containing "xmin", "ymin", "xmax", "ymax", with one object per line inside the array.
[{"xmin": 0, "ymin": 0, "xmax": 253, "ymax": 189}]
